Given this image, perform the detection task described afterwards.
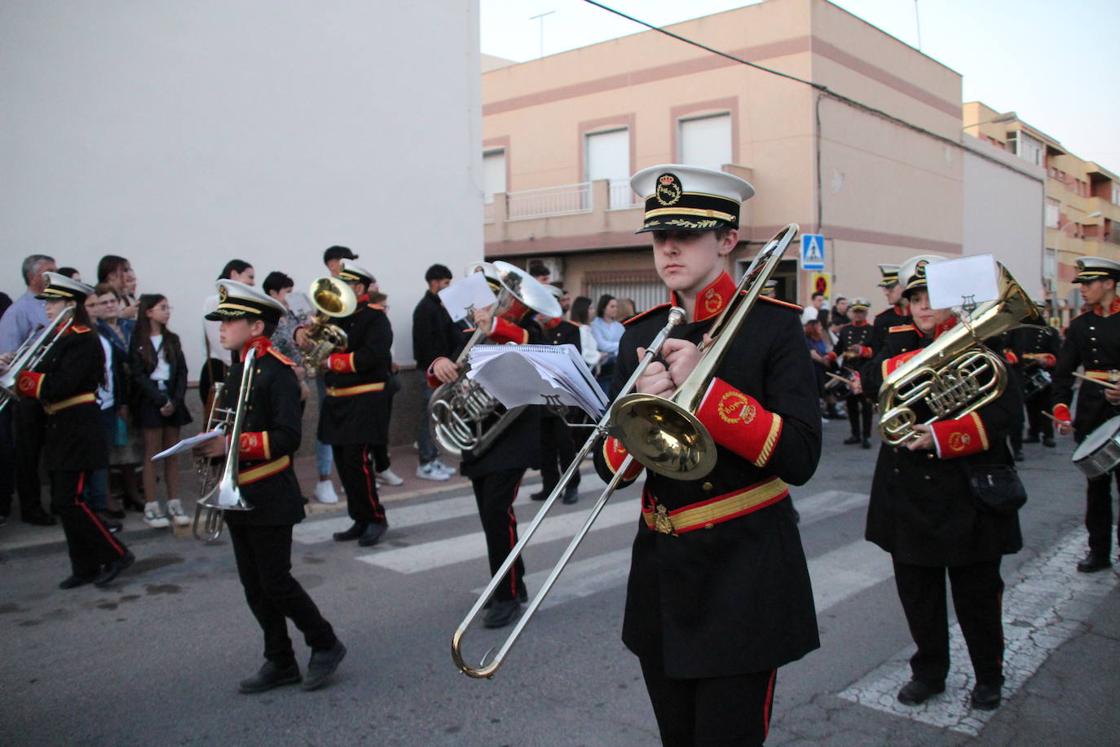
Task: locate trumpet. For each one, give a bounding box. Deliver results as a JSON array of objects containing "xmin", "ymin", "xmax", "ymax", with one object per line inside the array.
[
  {"xmin": 196, "ymin": 347, "xmax": 257, "ymax": 524},
  {"xmin": 300, "ymin": 276, "xmax": 357, "ymax": 375},
  {"xmin": 450, "ymin": 225, "xmax": 798, "ymax": 678},
  {"xmin": 0, "ymin": 308, "xmax": 74, "ymax": 412}
]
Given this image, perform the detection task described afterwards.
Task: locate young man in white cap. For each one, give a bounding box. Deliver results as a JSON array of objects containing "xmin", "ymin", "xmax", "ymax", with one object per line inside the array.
[
  {"xmin": 593, "ymin": 164, "xmax": 822, "ymax": 745},
  {"xmin": 869, "ymin": 263, "xmax": 909, "ymax": 358},
  {"xmin": 860, "ymin": 255, "xmax": 1022, "ymax": 712},
  {"xmin": 834, "ymin": 297, "xmax": 875, "ymax": 448},
  {"xmin": 196, "ymin": 280, "xmax": 345, "ymax": 693},
  {"xmin": 1052, "ymin": 256, "xmax": 1120, "ymax": 572}
]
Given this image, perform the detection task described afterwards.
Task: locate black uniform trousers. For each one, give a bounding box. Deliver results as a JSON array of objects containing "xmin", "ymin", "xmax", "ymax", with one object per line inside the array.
[
  {"xmin": 470, "ymin": 468, "xmax": 526, "ymax": 602},
  {"xmin": 0, "ymin": 405, "xmax": 15, "ymax": 515},
  {"xmin": 1085, "ymin": 470, "xmax": 1120, "ymax": 557},
  {"xmin": 332, "ymin": 444, "xmax": 387, "ymax": 526},
  {"xmin": 228, "ymin": 522, "xmax": 337, "ymax": 665},
  {"xmin": 1024, "ymin": 388, "xmax": 1054, "ymax": 439},
  {"xmin": 640, "ymin": 656, "xmax": 777, "ymax": 747},
  {"xmin": 51, "ymin": 470, "xmax": 128, "ymax": 578},
  {"xmin": 15, "ymin": 400, "xmax": 46, "ymax": 516},
  {"xmin": 845, "ymin": 394, "xmax": 872, "ymax": 440},
  {"xmin": 892, "ymin": 557, "xmax": 1005, "ymax": 686},
  {"xmin": 539, "ymin": 412, "xmax": 580, "ymax": 491}
]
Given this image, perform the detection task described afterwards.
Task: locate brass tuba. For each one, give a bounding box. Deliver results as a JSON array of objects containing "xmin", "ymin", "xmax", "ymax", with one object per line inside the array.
[
  {"xmin": 300, "ymin": 276, "xmax": 357, "ymax": 375},
  {"xmin": 429, "ymin": 261, "xmax": 561, "ymax": 458},
  {"xmin": 878, "ymin": 263, "xmax": 1041, "ymax": 446},
  {"xmin": 0, "ymin": 308, "xmax": 74, "ymax": 413}
]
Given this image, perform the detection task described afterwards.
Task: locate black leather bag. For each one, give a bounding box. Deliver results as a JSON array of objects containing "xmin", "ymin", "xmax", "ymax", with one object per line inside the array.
[{"xmin": 966, "ymin": 464, "xmax": 1027, "ymax": 515}]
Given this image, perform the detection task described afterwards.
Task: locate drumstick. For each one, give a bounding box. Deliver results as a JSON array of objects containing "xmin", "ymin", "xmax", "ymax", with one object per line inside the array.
[
  {"xmin": 825, "ymin": 372, "xmax": 851, "ymax": 385},
  {"xmin": 1072, "ymin": 371, "xmax": 1120, "ymax": 390}
]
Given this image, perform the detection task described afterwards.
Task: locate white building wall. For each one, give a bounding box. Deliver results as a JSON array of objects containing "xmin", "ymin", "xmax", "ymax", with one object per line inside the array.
[
  {"xmin": 0, "ymin": 0, "xmax": 482, "ymax": 369},
  {"xmin": 962, "ymin": 135, "xmax": 1046, "ymax": 299}
]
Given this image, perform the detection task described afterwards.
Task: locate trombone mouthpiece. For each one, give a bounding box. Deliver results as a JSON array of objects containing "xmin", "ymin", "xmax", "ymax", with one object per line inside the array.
[{"xmin": 667, "ymin": 306, "xmax": 686, "ymax": 326}]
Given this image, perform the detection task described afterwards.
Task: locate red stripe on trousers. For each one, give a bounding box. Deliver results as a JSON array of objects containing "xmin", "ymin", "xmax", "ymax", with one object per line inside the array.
[
  {"xmin": 762, "ymin": 669, "xmax": 777, "ymax": 739},
  {"xmin": 74, "ymin": 471, "xmax": 125, "ymax": 557},
  {"xmin": 507, "ymin": 478, "xmax": 521, "ymax": 597},
  {"xmin": 360, "ymin": 445, "xmax": 385, "ymax": 523}
]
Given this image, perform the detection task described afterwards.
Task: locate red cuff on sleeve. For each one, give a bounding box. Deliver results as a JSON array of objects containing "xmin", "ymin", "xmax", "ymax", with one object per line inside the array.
[
  {"xmin": 1053, "ymin": 403, "xmax": 1072, "ymax": 423},
  {"xmin": 238, "ymin": 431, "xmax": 270, "ymax": 461},
  {"xmin": 1040, "ymin": 353, "xmax": 1056, "ymax": 368},
  {"xmin": 695, "ymin": 378, "xmax": 783, "ymax": 468},
  {"xmin": 930, "ymin": 412, "xmax": 989, "ymax": 459},
  {"xmin": 881, "ymin": 350, "xmax": 921, "ymax": 379},
  {"xmin": 859, "ymin": 345, "xmax": 873, "ymax": 359},
  {"xmin": 16, "ymin": 371, "xmax": 44, "ymax": 399},
  {"xmin": 602, "ymin": 437, "xmax": 643, "ymax": 481},
  {"xmin": 1004, "ymin": 350, "xmax": 1019, "ymax": 365},
  {"xmin": 825, "ymin": 351, "xmax": 837, "ymax": 364},
  {"xmin": 490, "ymin": 317, "xmax": 529, "ymax": 345},
  {"xmin": 327, "ymin": 352, "xmax": 356, "ymax": 374}
]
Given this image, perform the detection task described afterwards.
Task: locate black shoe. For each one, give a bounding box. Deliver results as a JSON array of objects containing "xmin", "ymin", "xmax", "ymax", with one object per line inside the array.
[
  {"xmin": 22, "ymin": 510, "xmax": 57, "ymax": 527},
  {"xmin": 1042, "ymin": 437, "xmax": 1056, "ymax": 448},
  {"xmin": 1014, "ymin": 450, "xmax": 1025, "ymax": 462},
  {"xmin": 1076, "ymin": 551, "xmax": 1112, "ymax": 573},
  {"xmin": 562, "ymin": 483, "xmax": 580, "ymax": 505},
  {"xmin": 843, "ymin": 435, "xmax": 861, "ymax": 445},
  {"xmin": 93, "ymin": 550, "xmax": 135, "ymax": 588},
  {"xmin": 332, "ymin": 522, "xmax": 366, "ymax": 542},
  {"xmin": 98, "ymin": 514, "xmax": 123, "ymax": 533},
  {"xmin": 897, "ymin": 679, "xmax": 945, "ymax": 706},
  {"xmin": 530, "ymin": 488, "xmax": 553, "ymax": 502},
  {"xmin": 357, "ymin": 522, "xmax": 388, "ymax": 547},
  {"xmin": 483, "ymin": 599, "xmax": 522, "ymax": 629},
  {"xmin": 58, "ymin": 573, "xmax": 97, "ymax": 590},
  {"xmin": 303, "ymin": 640, "xmax": 347, "ymax": 691},
  {"xmin": 861, "ymin": 439, "xmax": 872, "ymax": 449},
  {"xmin": 1023, "ymin": 434, "xmax": 1040, "ymax": 444},
  {"xmin": 103, "ymin": 508, "xmax": 126, "ymax": 520},
  {"xmin": 970, "ymin": 682, "xmax": 1002, "ymax": 710},
  {"xmin": 123, "ymin": 496, "xmax": 146, "ymax": 512},
  {"xmin": 239, "ymin": 661, "xmax": 302, "ymax": 694}
]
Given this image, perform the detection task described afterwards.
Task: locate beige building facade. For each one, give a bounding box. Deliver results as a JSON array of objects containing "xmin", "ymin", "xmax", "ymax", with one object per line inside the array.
[{"xmin": 481, "ymin": 0, "xmax": 1041, "ymax": 315}]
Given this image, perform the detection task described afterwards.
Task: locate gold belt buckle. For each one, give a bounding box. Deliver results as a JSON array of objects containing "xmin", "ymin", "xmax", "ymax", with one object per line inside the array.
[{"xmin": 653, "ymin": 504, "xmax": 675, "ymax": 536}]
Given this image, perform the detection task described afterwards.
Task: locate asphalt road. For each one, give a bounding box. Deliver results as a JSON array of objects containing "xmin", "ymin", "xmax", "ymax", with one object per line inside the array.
[{"xmin": 2, "ymin": 418, "xmax": 1118, "ymax": 746}]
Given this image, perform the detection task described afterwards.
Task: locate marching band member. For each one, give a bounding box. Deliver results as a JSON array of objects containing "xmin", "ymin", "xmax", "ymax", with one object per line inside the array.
[
  {"xmin": 16, "ymin": 273, "xmax": 134, "ymax": 588},
  {"xmin": 534, "ymin": 285, "xmax": 583, "ymax": 505},
  {"xmin": 857, "ymin": 255, "xmax": 1022, "ymax": 712},
  {"xmin": 1011, "ymin": 311, "xmax": 1060, "ymax": 448},
  {"xmin": 594, "ymin": 165, "xmax": 821, "ymax": 746},
  {"xmin": 195, "ymin": 281, "xmax": 345, "ymax": 693},
  {"xmin": 1052, "ymin": 256, "xmax": 1120, "ymax": 573},
  {"xmin": 834, "ymin": 298, "xmax": 875, "ymax": 448},
  {"xmin": 316, "ymin": 260, "xmax": 393, "ymax": 547},
  {"xmin": 428, "ymin": 283, "xmax": 543, "ymax": 630},
  {"xmin": 870, "ymin": 263, "xmax": 909, "ymax": 355}
]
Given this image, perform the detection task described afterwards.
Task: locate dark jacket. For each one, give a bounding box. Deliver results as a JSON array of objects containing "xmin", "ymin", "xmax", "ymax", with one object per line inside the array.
[
  {"xmin": 318, "ymin": 302, "xmax": 393, "ymax": 445},
  {"xmin": 129, "ymin": 330, "xmax": 189, "ymax": 412},
  {"xmin": 20, "ymin": 325, "xmax": 107, "ymax": 471},
  {"xmin": 870, "ymin": 303, "xmax": 910, "ymax": 357},
  {"xmin": 540, "ymin": 318, "xmax": 581, "ymax": 350},
  {"xmin": 834, "ymin": 320, "xmax": 875, "ymax": 380},
  {"xmin": 412, "ymin": 290, "xmax": 461, "ymax": 370},
  {"xmin": 594, "ymin": 292, "xmax": 822, "ymax": 679},
  {"xmin": 221, "ymin": 340, "xmax": 305, "ymax": 527},
  {"xmin": 1052, "ymin": 306, "xmax": 1120, "ymax": 441},
  {"xmin": 865, "ymin": 322, "xmax": 1023, "ymax": 566}
]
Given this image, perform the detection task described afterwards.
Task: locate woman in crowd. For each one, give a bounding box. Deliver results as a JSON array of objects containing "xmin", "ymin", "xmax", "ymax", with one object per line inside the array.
[
  {"xmin": 569, "ymin": 296, "xmax": 603, "ymax": 375},
  {"xmin": 97, "ymin": 255, "xmax": 139, "ymax": 320},
  {"xmin": 590, "ymin": 294, "xmax": 624, "ymax": 395},
  {"xmin": 130, "ymin": 294, "xmax": 192, "ymax": 528}
]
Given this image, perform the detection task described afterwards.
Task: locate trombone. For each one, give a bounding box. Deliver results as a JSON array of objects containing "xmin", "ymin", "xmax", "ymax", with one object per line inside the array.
[
  {"xmin": 0, "ymin": 308, "xmax": 74, "ymax": 413},
  {"xmin": 450, "ymin": 224, "xmax": 800, "ymax": 678},
  {"xmin": 193, "ymin": 381, "xmax": 226, "ymax": 542}
]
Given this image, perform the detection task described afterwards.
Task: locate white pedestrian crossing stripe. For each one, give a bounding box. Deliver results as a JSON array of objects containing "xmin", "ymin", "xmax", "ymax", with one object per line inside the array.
[{"xmin": 838, "ymin": 527, "xmax": 1119, "ymax": 736}]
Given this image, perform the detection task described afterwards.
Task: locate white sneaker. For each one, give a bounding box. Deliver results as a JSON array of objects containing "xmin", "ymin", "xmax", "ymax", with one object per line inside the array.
[
  {"xmin": 166, "ymin": 499, "xmax": 191, "ymax": 527},
  {"xmin": 377, "ymin": 468, "xmax": 404, "ymax": 487},
  {"xmin": 432, "ymin": 459, "xmax": 457, "ymax": 477},
  {"xmin": 416, "ymin": 462, "xmax": 450, "ymax": 482},
  {"xmin": 314, "ymin": 481, "xmax": 340, "ymax": 504},
  {"xmin": 143, "ymin": 502, "xmax": 170, "ymax": 529}
]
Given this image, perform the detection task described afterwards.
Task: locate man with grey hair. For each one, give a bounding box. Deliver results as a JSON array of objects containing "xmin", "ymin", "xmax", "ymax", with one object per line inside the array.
[{"xmin": 0, "ymin": 254, "xmax": 58, "ymax": 527}]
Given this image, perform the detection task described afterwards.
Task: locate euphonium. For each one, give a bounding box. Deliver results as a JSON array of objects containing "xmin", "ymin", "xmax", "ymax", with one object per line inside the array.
[
  {"xmin": 429, "ymin": 261, "xmax": 561, "ymax": 458},
  {"xmin": 608, "ymin": 224, "xmax": 800, "ymax": 480},
  {"xmin": 0, "ymin": 307, "xmax": 74, "ymax": 412},
  {"xmin": 300, "ymin": 276, "xmax": 357, "ymax": 375},
  {"xmin": 878, "ymin": 263, "xmax": 1042, "ymax": 446}
]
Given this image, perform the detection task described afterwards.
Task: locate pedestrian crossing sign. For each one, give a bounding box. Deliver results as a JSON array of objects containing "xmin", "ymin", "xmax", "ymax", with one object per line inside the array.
[{"xmin": 800, "ymin": 233, "xmax": 826, "ymax": 271}]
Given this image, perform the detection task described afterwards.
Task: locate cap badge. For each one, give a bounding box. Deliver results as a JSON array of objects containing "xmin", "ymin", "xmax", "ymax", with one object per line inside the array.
[
  {"xmin": 914, "ymin": 260, "xmax": 928, "ymax": 279},
  {"xmin": 655, "ymin": 173, "xmax": 683, "ymax": 207},
  {"xmin": 219, "ymin": 285, "xmax": 229, "ymax": 303}
]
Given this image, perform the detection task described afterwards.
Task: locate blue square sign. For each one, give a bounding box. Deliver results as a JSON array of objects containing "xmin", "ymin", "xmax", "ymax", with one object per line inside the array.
[{"xmin": 800, "ymin": 234, "xmax": 826, "ymax": 271}]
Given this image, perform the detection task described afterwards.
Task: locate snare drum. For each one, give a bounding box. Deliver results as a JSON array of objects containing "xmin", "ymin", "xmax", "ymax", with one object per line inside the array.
[
  {"xmin": 1072, "ymin": 415, "xmax": 1120, "ymax": 478},
  {"xmin": 1021, "ymin": 367, "xmax": 1052, "ymax": 401}
]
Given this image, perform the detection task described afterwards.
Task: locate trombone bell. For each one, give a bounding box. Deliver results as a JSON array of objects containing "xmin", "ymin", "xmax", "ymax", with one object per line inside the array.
[{"xmin": 608, "ymin": 394, "xmax": 716, "ymax": 480}]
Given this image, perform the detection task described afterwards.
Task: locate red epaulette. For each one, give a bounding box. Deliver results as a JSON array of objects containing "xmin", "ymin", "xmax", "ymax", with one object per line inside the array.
[
  {"xmin": 70, "ymin": 325, "xmax": 91, "ymax": 334},
  {"xmin": 758, "ymin": 296, "xmax": 801, "ymax": 312},
  {"xmin": 268, "ymin": 348, "xmax": 295, "ymax": 367},
  {"xmin": 623, "ymin": 303, "xmax": 671, "ymax": 327},
  {"xmin": 889, "ymin": 324, "xmax": 917, "ymax": 334}
]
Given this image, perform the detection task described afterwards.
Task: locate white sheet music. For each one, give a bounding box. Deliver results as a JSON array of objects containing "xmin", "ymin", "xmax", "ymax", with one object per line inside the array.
[
  {"xmin": 467, "ymin": 344, "xmax": 608, "ymax": 418},
  {"xmin": 151, "ymin": 429, "xmax": 224, "ymax": 461},
  {"xmin": 927, "ymin": 254, "xmax": 1000, "ymax": 310},
  {"xmin": 439, "ymin": 272, "xmax": 497, "ymax": 322}
]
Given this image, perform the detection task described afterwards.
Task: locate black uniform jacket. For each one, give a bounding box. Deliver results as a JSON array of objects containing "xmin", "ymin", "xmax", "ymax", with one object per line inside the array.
[
  {"xmin": 594, "ymin": 278, "xmax": 822, "ymax": 679},
  {"xmin": 865, "ymin": 321, "xmax": 1023, "ymax": 567},
  {"xmin": 412, "ymin": 290, "xmax": 461, "ymax": 371},
  {"xmin": 834, "ymin": 320, "xmax": 875, "ymax": 379},
  {"xmin": 870, "ymin": 303, "xmax": 910, "ymax": 357},
  {"xmin": 318, "ymin": 301, "xmax": 393, "ymax": 446},
  {"xmin": 447, "ymin": 316, "xmax": 543, "ymax": 479},
  {"xmin": 540, "ymin": 317, "xmax": 581, "ymax": 350},
  {"xmin": 1052, "ymin": 301, "xmax": 1120, "ymax": 441},
  {"xmin": 221, "ymin": 338, "xmax": 305, "ymax": 527},
  {"xmin": 18, "ymin": 325, "xmax": 107, "ymax": 472}
]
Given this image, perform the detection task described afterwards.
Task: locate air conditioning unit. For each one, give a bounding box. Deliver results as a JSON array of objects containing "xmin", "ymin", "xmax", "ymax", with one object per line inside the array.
[{"xmin": 528, "ymin": 256, "xmax": 563, "ymax": 282}]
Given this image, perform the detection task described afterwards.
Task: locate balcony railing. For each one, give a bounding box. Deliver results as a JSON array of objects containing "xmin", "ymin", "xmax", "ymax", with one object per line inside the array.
[
  {"xmin": 506, "ymin": 182, "xmax": 592, "ymax": 220},
  {"xmin": 608, "ymin": 178, "xmax": 638, "ymax": 210}
]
